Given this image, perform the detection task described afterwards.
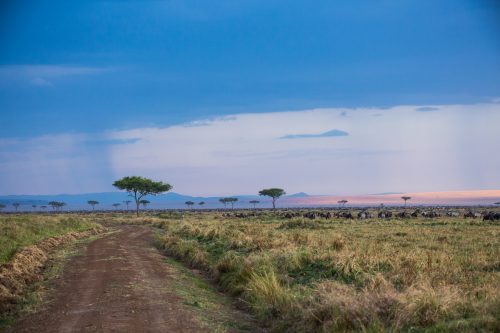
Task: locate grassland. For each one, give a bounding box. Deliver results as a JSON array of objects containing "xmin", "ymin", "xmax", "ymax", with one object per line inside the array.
[
  {"xmin": 1, "ymin": 211, "xmax": 498, "ymax": 332},
  {"xmin": 0, "ymin": 214, "xmax": 101, "ymax": 264},
  {"xmin": 147, "ymin": 211, "xmax": 500, "ymax": 332}
]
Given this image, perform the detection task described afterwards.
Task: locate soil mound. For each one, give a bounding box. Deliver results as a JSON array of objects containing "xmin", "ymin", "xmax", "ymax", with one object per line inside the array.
[{"xmin": 0, "ymin": 225, "xmax": 106, "ymax": 314}]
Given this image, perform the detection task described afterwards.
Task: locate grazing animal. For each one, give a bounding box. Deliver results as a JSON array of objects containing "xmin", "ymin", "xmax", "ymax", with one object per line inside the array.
[
  {"xmin": 335, "ymin": 211, "xmax": 353, "ymax": 219},
  {"xmin": 422, "ymin": 211, "xmax": 440, "ymax": 218},
  {"xmin": 357, "ymin": 211, "xmax": 373, "ymax": 219},
  {"xmin": 358, "ymin": 211, "xmax": 367, "ymax": 219},
  {"xmin": 464, "ymin": 211, "xmax": 481, "ymax": 219},
  {"xmin": 397, "ymin": 211, "xmax": 412, "ymax": 219},
  {"xmin": 303, "ymin": 212, "xmax": 317, "ymax": 219},
  {"xmin": 483, "ymin": 211, "xmax": 500, "ymax": 221},
  {"xmin": 378, "ymin": 211, "xmax": 392, "ymax": 218}
]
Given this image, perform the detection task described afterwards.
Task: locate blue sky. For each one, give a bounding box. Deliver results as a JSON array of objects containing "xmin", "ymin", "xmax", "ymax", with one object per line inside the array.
[{"xmin": 0, "ymin": 1, "xmax": 499, "ymax": 195}]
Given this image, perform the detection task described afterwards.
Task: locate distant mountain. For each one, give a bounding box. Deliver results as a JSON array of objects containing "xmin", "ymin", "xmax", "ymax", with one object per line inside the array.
[{"xmin": 286, "ymin": 192, "xmax": 309, "ymax": 198}]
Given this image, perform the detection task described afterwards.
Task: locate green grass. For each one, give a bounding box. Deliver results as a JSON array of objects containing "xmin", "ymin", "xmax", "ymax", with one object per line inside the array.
[
  {"xmin": 0, "ymin": 215, "xmax": 100, "ymax": 264},
  {"xmin": 160, "ymin": 255, "xmax": 256, "ymax": 332}
]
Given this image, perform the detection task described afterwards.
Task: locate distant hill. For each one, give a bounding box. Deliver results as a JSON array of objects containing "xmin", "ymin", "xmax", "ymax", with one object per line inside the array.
[{"xmin": 286, "ymin": 192, "xmax": 309, "ymax": 198}]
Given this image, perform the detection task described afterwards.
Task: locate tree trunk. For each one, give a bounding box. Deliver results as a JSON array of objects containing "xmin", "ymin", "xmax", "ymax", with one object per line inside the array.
[
  {"xmin": 136, "ymin": 200, "xmax": 140, "ymax": 216},
  {"xmin": 272, "ymin": 198, "xmax": 276, "ymax": 209}
]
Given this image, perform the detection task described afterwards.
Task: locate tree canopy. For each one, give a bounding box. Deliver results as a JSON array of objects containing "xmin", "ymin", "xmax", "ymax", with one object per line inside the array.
[
  {"xmin": 219, "ymin": 197, "xmax": 238, "ymax": 209},
  {"xmin": 259, "ymin": 188, "xmax": 286, "ymax": 209},
  {"xmin": 139, "ymin": 199, "xmax": 150, "ymax": 208},
  {"xmin": 226, "ymin": 197, "xmax": 238, "ymax": 209},
  {"xmin": 401, "ymin": 196, "xmax": 411, "ymax": 207},
  {"xmin": 249, "ymin": 200, "xmax": 260, "ymax": 208},
  {"xmin": 123, "ymin": 200, "xmax": 132, "ymax": 210},
  {"xmin": 87, "ymin": 200, "xmax": 99, "ymax": 210},
  {"xmin": 113, "ymin": 176, "xmax": 172, "ymax": 216},
  {"xmin": 48, "ymin": 201, "xmax": 66, "ymax": 211}
]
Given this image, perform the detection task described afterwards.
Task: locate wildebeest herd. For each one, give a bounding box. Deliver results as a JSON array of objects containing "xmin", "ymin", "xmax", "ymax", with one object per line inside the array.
[{"xmin": 222, "ymin": 208, "xmax": 500, "ymax": 221}]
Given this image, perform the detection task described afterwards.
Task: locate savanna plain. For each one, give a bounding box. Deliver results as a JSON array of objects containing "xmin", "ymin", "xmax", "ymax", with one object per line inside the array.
[{"xmin": 0, "ymin": 209, "xmax": 499, "ymax": 332}]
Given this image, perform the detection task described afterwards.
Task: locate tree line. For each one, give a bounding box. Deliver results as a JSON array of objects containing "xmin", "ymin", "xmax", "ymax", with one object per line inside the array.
[
  {"xmin": 112, "ymin": 176, "xmax": 287, "ymax": 216},
  {"xmin": 6, "ymin": 175, "xmax": 495, "ymax": 215}
]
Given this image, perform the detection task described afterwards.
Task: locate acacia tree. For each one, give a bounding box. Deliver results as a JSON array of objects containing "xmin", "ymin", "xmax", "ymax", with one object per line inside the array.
[
  {"xmin": 249, "ymin": 200, "xmax": 260, "ymax": 209},
  {"xmin": 12, "ymin": 203, "xmax": 20, "ymax": 211},
  {"xmin": 48, "ymin": 201, "xmax": 58, "ymax": 210},
  {"xmin": 226, "ymin": 197, "xmax": 238, "ymax": 209},
  {"xmin": 494, "ymin": 202, "xmax": 500, "ymax": 206},
  {"xmin": 0, "ymin": 204, "xmax": 6, "ymax": 211},
  {"xmin": 185, "ymin": 201, "xmax": 195, "ymax": 209},
  {"xmin": 88, "ymin": 200, "xmax": 99, "ymax": 210},
  {"xmin": 123, "ymin": 200, "xmax": 132, "ymax": 211},
  {"xmin": 259, "ymin": 188, "xmax": 286, "ymax": 209},
  {"xmin": 48, "ymin": 201, "xmax": 66, "ymax": 211},
  {"xmin": 219, "ymin": 198, "xmax": 228, "ymax": 208},
  {"xmin": 139, "ymin": 199, "xmax": 150, "ymax": 209},
  {"xmin": 112, "ymin": 203, "xmax": 121, "ymax": 209},
  {"xmin": 338, "ymin": 200, "xmax": 348, "ymax": 208},
  {"xmin": 198, "ymin": 201, "xmax": 205, "ymax": 208},
  {"xmin": 40, "ymin": 205, "xmax": 47, "ymax": 211},
  {"xmin": 113, "ymin": 176, "xmax": 172, "ymax": 216},
  {"xmin": 32, "ymin": 205, "xmax": 37, "ymax": 211},
  {"xmin": 401, "ymin": 196, "xmax": 411, "ymax": 207}
]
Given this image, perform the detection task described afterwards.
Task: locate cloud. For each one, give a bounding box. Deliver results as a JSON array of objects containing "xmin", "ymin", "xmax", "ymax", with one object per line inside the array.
[
  {"xmin": 415, "ymin": 106, "xmax": 440, "ymax": 112},
  {"xmin": 182, "ymin": 115, "xmax": 237, "ymax": 128},
  {"xmin": 0, "ymin": 65, "xmax": 106, "ymax": 78},
  {"xmin": 30, "ymin": 77, "xmax": 53, "ymax": 87},
  {"xmin": 0, "ymin": 64, "xmax": 109, "ymax": 87},
  {"xmin": 280, "ymin": 129, "xmax": 349, "ymax": 139},
  {"xmin": 85, "ymin": 138, "xmax": 141, "ymax": 146},
  {"xmin": 1, "ymin": 103, "xmax": 500, "ymax": 196}
]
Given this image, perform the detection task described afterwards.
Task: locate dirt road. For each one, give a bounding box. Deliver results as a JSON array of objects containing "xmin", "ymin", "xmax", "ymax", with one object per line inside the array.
[{"xmin": 7, "ymin": 225, "xmax": 250, "ymax": 332}]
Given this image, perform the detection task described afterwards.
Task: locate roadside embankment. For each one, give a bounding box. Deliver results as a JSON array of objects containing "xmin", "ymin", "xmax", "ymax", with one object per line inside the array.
[{"xmin": 0, "ymin": 215, "xmax": 105, "ymax": 314}]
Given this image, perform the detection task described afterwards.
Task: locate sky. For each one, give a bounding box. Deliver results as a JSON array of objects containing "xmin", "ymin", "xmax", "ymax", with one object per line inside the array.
[{"xmin": 0, "ymin": 0, "xmax": 499, "ymax": 196}]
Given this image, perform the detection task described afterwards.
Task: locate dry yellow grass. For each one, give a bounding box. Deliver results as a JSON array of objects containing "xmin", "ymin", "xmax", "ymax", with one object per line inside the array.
[
  {"xmin": 0, "ymin": 215, "xmax": 105, "ymax": 315},
  {"xmin": 149, "ymin": 211, "xmax": 500, "ymax": 332},
  {"xmin": 4, "ymin": 211, "xmax": 496, "ymax": 332}
]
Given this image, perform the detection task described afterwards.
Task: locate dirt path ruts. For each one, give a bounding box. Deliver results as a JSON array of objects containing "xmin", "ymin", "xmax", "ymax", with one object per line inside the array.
[{"xmin": 7, "ymin": 225, "xmax": 207, "ymax": 332}]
